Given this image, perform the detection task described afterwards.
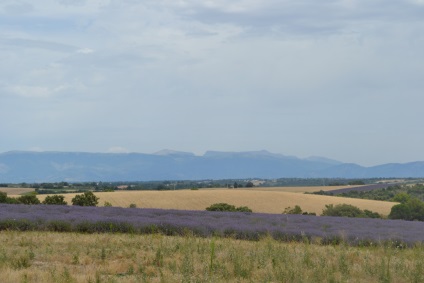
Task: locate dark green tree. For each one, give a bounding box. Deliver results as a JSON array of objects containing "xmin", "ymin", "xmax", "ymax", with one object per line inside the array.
[
  {"xmin": 322, "ymin": 204, "xmax": 381, "ymax": 218},
  {"xmin": 42, "ymin": 195, "xmax": 67, "ymax": 205},
  {"xmin": 206, "ymin": 203, "xmax": 252, "ymax": 212},
  {"xmin": 206, "ymin": 203, "xmax": 237, "ymax": 212},
  {"xmin": 71, "ymin": 191, "xmax": 99, "ymax": 206},
  {"xmin": 284, "ymin": 205, "xmax": 303, "ymax": 214},
  {"xmin": 389, "ymin": 198, "xmax": 424, "ymax": 221},
  {"xmin": 245, "ymin": 181, "xmax": 254, "ymax": 188},
  {"xmin": 17, "ymin": 195, "xmax": 40, "ymax": 205},
  {"xmin": 392, "ymin": 192, "xmax": 411, "ymax": 204},
  {"xmin": 235, "ymin": 206, "xmax": 252, "ymax": 212},
  {"xmin": 0, "ymin": 192, "xmax": 7, "ymax": 203}
]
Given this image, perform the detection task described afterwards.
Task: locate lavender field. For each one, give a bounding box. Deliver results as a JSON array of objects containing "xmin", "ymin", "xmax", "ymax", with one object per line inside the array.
[{"xmin": 0, "ymin": 204, "xmax": 423, "ymax": 246}]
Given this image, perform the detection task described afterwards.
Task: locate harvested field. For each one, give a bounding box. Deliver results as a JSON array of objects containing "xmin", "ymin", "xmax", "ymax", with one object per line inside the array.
[
  {"xmin": 38, "ymin": 189, "xmax": 395, "ymax": 215},
  {"xmin": 0, "ymin": 187, "xmax": 34, "ymax": 196},
  {"xmin": 233, "ymin": 185, "xmax": 359, "ymax": 193}
]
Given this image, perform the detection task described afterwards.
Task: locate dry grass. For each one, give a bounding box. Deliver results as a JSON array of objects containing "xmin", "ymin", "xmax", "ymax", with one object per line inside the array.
[
  {"xmin": 0, "ymin": 188, "xmax": 34, "ymax": 196},
  {"xmin": 0, "ymin": 231, "xmax": 422, "ymax": 283},
  {"xmin": 38, "ymin": 188, "xmax": 395, "ymax": 215}
]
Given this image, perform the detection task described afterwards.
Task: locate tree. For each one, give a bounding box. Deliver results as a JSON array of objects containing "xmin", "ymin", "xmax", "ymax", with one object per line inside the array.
[
  {"xmin": 42, "ymin": 195, "xmax": 67, "ymax": 205},
  {"xmin": 392, "ymin": 192, "xmax": 411, "ymax": 204},
  {"xmin": 17, "ymin": 195, "xmax": 40, "ymax": 205},
  {"xmin": 206, "ymin": 203, "xmax": 252, "ymax": 212},
  {"xmin": 245, "ymin": 181, "xmax": 254, "ymax": 188},
  {"xmin": 322, "ymin": 204, "xmax": 363, "ymax": 217},
  {"xmin": 284, "ymin": 205, "xmax": 303, "ymax": 214},
  {"xmin": 235, "ymin": 206, "xmax": 252, "ymax": 212},
  {"xmin": 206, "ymin": 203, "xmax": 237, "ymax": 212},
  {"xmin": 0, "ymin": 192, "xmax": 7, "ymax": 203},
  {"xmin": 71, "ymin": 191, "xmax": 99, "ymax": 206},
  {"xmin": 389, "ymin": 198, "xmax": 424, "ymax": 221}
]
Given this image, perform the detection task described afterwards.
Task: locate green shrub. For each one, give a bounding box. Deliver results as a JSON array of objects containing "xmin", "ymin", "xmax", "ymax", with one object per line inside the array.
[
  {"xmin": 206, "ymin": 203, "xmax": 252, "ymax": 213},
  {"xmin": 235, "ymin": 206, "xmax": 253, "ymax": 213},
  {"xmin": 16, "ymin": 195, "xmax": 40, "ymax": 205},
  {"xmin": 71, "ymin": 191, "xmax": 99, "ymax": 206},
  {"xmin": 0, "ymin": 192, "xmax": 7, "ymax": 203},
  {"xmin": 0, "ymin": 192, "xmax": 22, "ymax": 204},
  {"xmin": 283, "ymin": 205, "xmax": 315, "ymax": 215},
  {"xmin": 389, "ymin": 198, "xmax": 424, "ymax": 221},
  {"xmin": 284, "ymin": 205, "xmax": 303, "ymax": 214},
  {"xmin": 42, "ymin": 195, "xmax": 67, "ymax": 205},
  {"xmin": 5, "ymin": 197, "xmax": 21, "ymax": 204},
  {"xmin": 392, "ymin": 192, "xmax": 411, "ymax": 204},
  {"xmin": 206, "ymin": 203, "xmax": 237, "ymax": 212},
  {"xmin": 322, "ymin": 204, "xmax": 381, "ymax": 218}
]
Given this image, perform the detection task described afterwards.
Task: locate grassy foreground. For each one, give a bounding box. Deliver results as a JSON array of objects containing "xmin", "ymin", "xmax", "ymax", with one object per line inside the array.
[{"xmin": 1, "ymin": 231, "xmax": 424, "ymax": 283}]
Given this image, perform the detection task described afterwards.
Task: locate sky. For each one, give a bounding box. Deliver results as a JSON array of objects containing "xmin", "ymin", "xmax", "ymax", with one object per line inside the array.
[{"xmin": 1, "ymin": 0, "xmax": 424, "ymax": 166}]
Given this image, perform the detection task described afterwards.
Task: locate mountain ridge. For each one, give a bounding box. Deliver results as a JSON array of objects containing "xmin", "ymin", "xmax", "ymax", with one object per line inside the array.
[{"xmin": 0, "ymin": 150, "xmax": 423, "ymax": 182}]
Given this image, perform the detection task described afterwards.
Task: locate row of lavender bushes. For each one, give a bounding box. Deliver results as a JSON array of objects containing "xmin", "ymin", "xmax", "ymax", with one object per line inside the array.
[{"xmin": 1, "ymin": 203, "xmax": 423, "ymax": 247}]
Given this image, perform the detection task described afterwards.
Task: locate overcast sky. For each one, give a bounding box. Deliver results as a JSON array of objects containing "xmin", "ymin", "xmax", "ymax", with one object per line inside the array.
[{"xmin": 1, "ymin": 0, "xmax": 424, "ymax": 166}]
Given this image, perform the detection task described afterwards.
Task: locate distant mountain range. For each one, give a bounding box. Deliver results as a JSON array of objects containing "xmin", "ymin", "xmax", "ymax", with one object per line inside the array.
[{"xmin": 0, "ymin": 150, "xmax": 424, "ymax": 182}]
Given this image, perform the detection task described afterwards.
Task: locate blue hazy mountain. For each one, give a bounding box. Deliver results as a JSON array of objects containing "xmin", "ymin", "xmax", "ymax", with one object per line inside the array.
[{"xmin": 0, "ymin": 150, "xmax": 423, "ymax": 182}]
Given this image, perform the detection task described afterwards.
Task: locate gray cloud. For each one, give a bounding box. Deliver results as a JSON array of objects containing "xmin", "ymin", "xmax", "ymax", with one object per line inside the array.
[{"xmin": 0, "ymin": 0, "xmax": 424, "ymax": 165}]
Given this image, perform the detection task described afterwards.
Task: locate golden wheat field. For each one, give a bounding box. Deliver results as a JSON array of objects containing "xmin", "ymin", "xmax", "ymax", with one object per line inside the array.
[
  {"xmin": 0, "ymin": 187, "xmax": 34, "ymax": 196},
  {"xmin": 235, "ymin": 185, "xmax": 353, "ymax": 193},
  {"xmin": 38, "ymin": 187, "xmax": 395, "ymax": 215}
]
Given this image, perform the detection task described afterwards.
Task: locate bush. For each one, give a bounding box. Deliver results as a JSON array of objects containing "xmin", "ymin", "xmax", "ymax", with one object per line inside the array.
[
  {"xmin": 235, "ymin": 206, "xmax": 253, "ymax": 213},
  {"xmin": 283, "ymin": 205, "xmax": 316, "ymax": 215},
  {"xmin": 71, "ymin": 191, "xmax": 99, "ymax": 206},
  {"xmin": 322, "ymin": 204, "xmax": 363, "ymax": 217},
  {"xmin": 42, "ymin": 195, "xmax": 67, "ymax": 205},
  {"xmin": 392, "ymin": 192, "xmax": 411, "ymax": 204},
  {"xmin": 16, "ymin": 195, "xmax": 40, "ymax": 205},
  {"xmin": 322, "ymin": 204, "xmax": 381, "ymax": 218},
  {"xmin": 5, "ymin": 197, "xmax": 21, "ymax": 204},
  {"xmin": 0, "ymin": 192, "xmax": 7, "ymax": 203},
  {"xmin": 206, "ymin": 203, "xmax": 237, "ymax": 212},
  {"xmin": 0, "ymin": 192, "xmax": 21, "ymax": 204},
  {"xmin": 389, "ymin": 198, "xmax": 424, "ymax": 221},
  {"xmin": 284, "ymin": 205, "xmax": 303, "ymax": 214},
  {"xmin": 206, "ymin": 203, "xmax": 252, "ymax": 213},
  {"xmin": 245, "ymin": 181, "xmax": 254, "ymax": 188}
]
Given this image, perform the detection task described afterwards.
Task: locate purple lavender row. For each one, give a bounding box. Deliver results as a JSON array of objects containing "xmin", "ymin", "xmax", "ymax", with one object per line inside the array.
[{"xmin": 1, "ymin": 204, "xmax": 423, "ymax": 245}]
